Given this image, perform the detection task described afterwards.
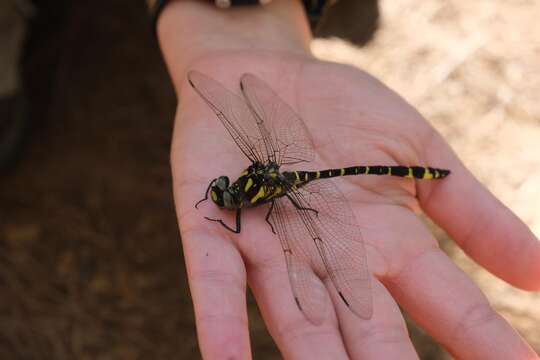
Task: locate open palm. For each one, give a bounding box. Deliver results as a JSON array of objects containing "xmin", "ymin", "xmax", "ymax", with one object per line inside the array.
[{"xmin": 171, "ymin": 52, "xmax": 539, "ymax": 359}]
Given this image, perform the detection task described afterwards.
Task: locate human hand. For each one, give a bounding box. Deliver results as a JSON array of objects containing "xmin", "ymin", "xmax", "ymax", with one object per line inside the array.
[
  {"xmin": 156, "ymin": 1, "xmax": 539, "ymax": 358},
  {"xmin": 171, "ymin": 51, "xmax": 539, "ymax": 359}
]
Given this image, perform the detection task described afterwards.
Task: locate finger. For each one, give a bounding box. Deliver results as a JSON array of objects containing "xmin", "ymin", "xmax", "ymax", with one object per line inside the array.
[
  {"xmin": 418, "ymin": 132, "xmax": 540, "ymax": 290},
  {"xmin": 175, "ymin": 183, "xmax": 251, "ymax": 359},
  {"xmin": 246, "ymin": 253, "xmax": 349, "ymax": 359},
  {"xmin": 182, "ymin": 228, "xmax": 251, "ymax": 359},
  {"xmin": 331, "ymin": 278, "xmax": 418, "ymax": 360},
  {"xmin": 386, "ymin": 247, "xmax": 537, "ymax": 359}
]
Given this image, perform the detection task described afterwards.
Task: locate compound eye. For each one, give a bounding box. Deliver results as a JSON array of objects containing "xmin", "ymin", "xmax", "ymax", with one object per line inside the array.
[
  {"xmin": 222, "ymin": 191, "xmax": 235, "ymax": 209},
  {"xmin": 216, "ymin": 176, "xmax": 230, "ymax": 191}
]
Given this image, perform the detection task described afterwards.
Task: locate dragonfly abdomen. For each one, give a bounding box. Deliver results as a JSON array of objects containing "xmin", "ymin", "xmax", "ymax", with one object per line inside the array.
[{"xmin": 288, "ymin": 165, "xmax": 450, "ymax": 184}]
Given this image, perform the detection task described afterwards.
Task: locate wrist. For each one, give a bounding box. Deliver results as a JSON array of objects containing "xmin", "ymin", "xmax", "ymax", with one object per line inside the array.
[{"xmin": 156, "ymin": 0, "xmax": 312, "ymax": 90}]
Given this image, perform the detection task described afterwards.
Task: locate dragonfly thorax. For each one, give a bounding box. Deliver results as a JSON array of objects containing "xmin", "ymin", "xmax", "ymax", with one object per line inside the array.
[{"xmin": 211, "ymin": 162, "xmax": 287, "ymax": 210}]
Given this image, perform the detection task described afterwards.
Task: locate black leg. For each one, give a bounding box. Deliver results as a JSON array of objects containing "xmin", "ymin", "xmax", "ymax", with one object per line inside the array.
[
  {"xmin": 195, "ymin": 179, "xmax": 216, "ymax": 209},
  {"xmin": 204, "ymin": 208, "xmax": 241, "ymax": 234},
  {"xmin": 234, "ymin": 208, "xmax": 241, "ymax": 233},
  {"xmin": 285, "ymin": 194, "xmax": 319, "ymax": 216},
  {"xmin": 265, "ymin": 200, "xmax": 276, "ymax": 234}
]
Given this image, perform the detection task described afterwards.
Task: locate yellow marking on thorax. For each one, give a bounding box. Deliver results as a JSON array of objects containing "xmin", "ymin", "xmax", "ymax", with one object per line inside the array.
[
  {"xmin": 328, "ymin": 170, "xmax": 332, "ymax": 176},
  {"xmin": 268, "ymin": 186, "xmax": 283, "ymax": 199},
  {"xmin": 423, "ymin": 170, "xmax": 433, "ymax": 179},
  {"xmin": 211, "ymin": 191, "xmax": 218, "ymax": 202},
  {"xmin": 340, "ymin": 168, "xmax": 345, "ymax": 176},
  {"xmin": 244, "ymin": 177, "xmax": 254, "ymax": 192},
  {"xmin": 250, "ymin": 185, "xmax": 266, "ymax": 204},
  {"xmin": 365, "ymin": 166, "xmax": 370, "ymax": 174},
  {"xmin": 388, "ymin": 167, "xmax": 392, "ymax": 175},
  {"xmin": 316, "ymin": 171, "xmax": 320, "ymax": 179},
  {"xmin": 406, "ymin": 168, "xmax": 413, "ymax": 178},
  {"xmin": 241, "ymin": 170, "xmax": 249, "ymax": 176},
  {"xmin": 434, "ymin": 170, "xmax": 439, "ymax": 178},
  {"xmin": 355, "ymin": 167, "xmax": 358, "ymax": 174},
  {"xmin": 304, "ymin": 173, "xmax": 308, "ymax": 181}
]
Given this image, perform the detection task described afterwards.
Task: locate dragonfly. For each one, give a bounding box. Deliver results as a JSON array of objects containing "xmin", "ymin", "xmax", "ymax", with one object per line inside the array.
[{"xmin": 189, "ymin": 71, "xmax": 450, "ymax": 324}]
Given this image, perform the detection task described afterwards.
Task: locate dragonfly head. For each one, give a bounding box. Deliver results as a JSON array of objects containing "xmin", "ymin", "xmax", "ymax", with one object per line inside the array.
[{"xmin": 210, "ymin": 176, "xmax": 238, "ymax": 209}]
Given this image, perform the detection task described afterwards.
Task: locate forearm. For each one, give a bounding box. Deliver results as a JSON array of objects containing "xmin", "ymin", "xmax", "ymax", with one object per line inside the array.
[{"xmin": 156, "ymin": 0, "xmax": 313, "ymax": 92}]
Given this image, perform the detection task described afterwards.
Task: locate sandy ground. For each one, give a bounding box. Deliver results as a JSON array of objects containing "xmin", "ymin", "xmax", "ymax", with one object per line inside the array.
[{"xmin": 0, "ymin": 0, "xmax": 538, "ymax": 359}]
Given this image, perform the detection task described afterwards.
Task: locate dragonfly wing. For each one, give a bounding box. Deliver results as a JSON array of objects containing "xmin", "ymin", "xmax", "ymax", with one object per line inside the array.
[
  {"xmin": 188, "ymin": 71, "xmax": 265, "ymax": 163},
  {"xmin": 288, "ymin": 180, "xmax": 373, "ymax": 319},
  {"xmin": 271, "ymin": 198, "xmax": 328, "ymax": 325},
  {"xmin": 240, "ymin": 73, "xmax": 315, "ymax": 166}
]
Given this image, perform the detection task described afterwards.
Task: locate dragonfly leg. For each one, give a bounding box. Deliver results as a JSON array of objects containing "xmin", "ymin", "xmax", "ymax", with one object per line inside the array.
[
  {"xmin": 195, "ymin": 178, "xmax": 216, "ymax": 209},
  {"xmin": 204, "ymin": 208, "xmax": 241, "ymax": 233},
  {"xmin": 285, "ymin": 194, "xmax": 319, "ymax": 216},
  {"xmin": 265, "ymin": 200, "xmax": 276, "ymax": 234}
]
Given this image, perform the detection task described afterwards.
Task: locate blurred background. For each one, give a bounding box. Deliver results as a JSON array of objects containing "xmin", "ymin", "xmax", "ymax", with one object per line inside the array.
[{"xmin": 0, "ymin": 0, "xmax": 538, "ymax": 358}]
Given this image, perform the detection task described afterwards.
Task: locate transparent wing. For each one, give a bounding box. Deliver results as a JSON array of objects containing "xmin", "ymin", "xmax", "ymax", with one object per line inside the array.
[
  {"xmin": 286, "ymin": 180, "xmax": 373, "ymax": 319},
  {"xmin": 240, "ymin": 74, "xmax": 315, "ymax": 165},
  {"xmin": 270, "ymin": 198, "xmax": 329, "ymax": 325},
  {"xmin": 188, "ymin": 71, "xmax": 266, "ymax": 163}
]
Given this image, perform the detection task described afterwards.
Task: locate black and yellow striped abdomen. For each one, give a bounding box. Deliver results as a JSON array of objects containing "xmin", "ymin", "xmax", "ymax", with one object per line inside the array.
[
  {"xmin": 233, "ymin": 164, "xmax": 450, "ymax": 208},
  {"xmin": 285, "ymin": 165, "xmax": 450, "ymax": 185}
]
